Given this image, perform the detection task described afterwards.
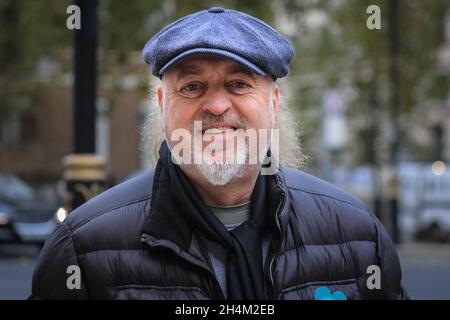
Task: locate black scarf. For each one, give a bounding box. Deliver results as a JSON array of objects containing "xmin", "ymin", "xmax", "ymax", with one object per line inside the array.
[{"xmin": 158, "ymin": 141, "xmax": 271, "ymax": 299}]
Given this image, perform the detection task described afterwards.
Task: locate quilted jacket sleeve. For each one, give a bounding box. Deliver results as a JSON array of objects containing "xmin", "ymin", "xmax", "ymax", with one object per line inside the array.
[
  {"xmin": 374, "ymin": 218, "xmax": 409, "ymax": 300},
  {"xmin": 29, "ymin": 223, "xmax": 88, "ymax": 299}
]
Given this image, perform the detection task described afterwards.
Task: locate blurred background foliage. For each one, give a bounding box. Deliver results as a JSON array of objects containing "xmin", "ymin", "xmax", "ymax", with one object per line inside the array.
[{"xmin": 0, "ymin": 0, "xmax": 449, "ymax": 168}]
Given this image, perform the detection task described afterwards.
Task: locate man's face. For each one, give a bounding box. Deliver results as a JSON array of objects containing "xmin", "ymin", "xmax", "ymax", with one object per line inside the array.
[{"xmin": 157, "ymin": 55, "xmax": 279, "ymax": 185}]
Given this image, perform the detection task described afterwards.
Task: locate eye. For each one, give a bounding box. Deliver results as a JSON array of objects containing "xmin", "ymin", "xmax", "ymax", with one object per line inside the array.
[
  {"xmin": 227, "ymin": 80, "xmax": 252, "ymax": 94},
  {"xmin": 180, "ymin": 82, "xmax": 206, "ymax": 97},
  {"xmin": 183, "ymin": 83, "xmax": 201, "ymax": 91},
  {"xmin": 230, "ymin": 81, "xmax": 249, "ymax": 89}
]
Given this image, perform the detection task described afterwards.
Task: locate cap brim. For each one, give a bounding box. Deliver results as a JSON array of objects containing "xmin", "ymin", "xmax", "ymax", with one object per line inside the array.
[{"xmin": 158, "ymin": 48, "xmax": 267, "ymax": 78}]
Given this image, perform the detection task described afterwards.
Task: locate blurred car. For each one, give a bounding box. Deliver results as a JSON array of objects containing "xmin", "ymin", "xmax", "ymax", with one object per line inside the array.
[
  {"xmin": 0, "ymin": 173, "xmax": 62, "ymax": 245},
  {"xmin": 332, "ymin": 162, "xmax": 450, "ymax": 242},
  {"xmin": 408, "ymin": 162, "xmax": 450, "ymax": 242}
]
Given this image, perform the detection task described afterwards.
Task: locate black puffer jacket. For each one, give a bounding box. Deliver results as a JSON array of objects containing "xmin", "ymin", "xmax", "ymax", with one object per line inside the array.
[{"xmin": 30, "ymin": 166, "xmax": 408, "ymax": 300}]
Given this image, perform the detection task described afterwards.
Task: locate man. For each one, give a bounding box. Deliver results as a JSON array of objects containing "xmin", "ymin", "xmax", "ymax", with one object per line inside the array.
[{"xmin": 30, "ymin": 7, "xmax": 408, "ymax": 300}]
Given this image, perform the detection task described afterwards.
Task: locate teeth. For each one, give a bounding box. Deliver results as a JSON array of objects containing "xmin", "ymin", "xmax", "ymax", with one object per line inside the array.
[{"xmin": 203, "ymin": 127, "xmax": 235, "ymax": 134}]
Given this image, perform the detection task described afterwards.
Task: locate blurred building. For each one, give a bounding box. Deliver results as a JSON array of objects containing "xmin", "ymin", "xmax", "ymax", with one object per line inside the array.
[{"xmin": 0, "ymin": 51, "xmax": 150, "ymax": 185}]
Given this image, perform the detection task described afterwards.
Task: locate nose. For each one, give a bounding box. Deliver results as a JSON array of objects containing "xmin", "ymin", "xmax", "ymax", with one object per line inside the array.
[{"xmin": 202, "ymin": 89, "xmax": 232, "ymax": 115}]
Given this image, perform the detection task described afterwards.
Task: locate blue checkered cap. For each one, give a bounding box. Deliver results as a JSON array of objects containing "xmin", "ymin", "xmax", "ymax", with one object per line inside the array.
[{"xmin": 142, "ymin": 7, "xmax": 295, "ymax": 79}]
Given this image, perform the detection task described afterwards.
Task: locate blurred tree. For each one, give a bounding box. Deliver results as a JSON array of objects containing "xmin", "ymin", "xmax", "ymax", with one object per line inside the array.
[
  {"xmin": 0, "ymin": 0, "xmax": 70, "ymax": 147},
  {"xmin": 276, "ymin": 0, "xmax": 449, "ymax": 165}
]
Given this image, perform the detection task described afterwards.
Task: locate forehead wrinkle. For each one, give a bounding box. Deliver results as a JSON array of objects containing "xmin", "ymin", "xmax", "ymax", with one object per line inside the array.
[
  {"xmin": 225, "ymin": 64, "xmax": 257, "ymax": 80},
  {"xmin": 175, "ymin": 64, "xmax": 203, "ymax": 81},
  {"xmin": 171, "ymin": 57, "xmax": 267, "ymax": 87}
]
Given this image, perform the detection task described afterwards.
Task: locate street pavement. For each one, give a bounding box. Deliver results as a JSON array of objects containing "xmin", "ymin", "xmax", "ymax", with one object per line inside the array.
[
  {"xmin": 0, "ymin": 242, "xmax": 449, "ymax": 300},
  {"xmin": 397, "ymin": 242, "xmax": 450, "ymax": 299},
  {"xmin": 0, "ymin": 244, "xmax": 38, "ymax": 299}
]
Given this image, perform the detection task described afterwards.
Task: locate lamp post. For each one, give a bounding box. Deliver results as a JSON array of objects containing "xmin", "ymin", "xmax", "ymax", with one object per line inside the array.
[
  {"xmin": 387, "ymin": 0, "xmax": 401, "ymax": 243},
  {"xmin": 63, "ymin": 0, "xmax": 105, "ymax": 213}
]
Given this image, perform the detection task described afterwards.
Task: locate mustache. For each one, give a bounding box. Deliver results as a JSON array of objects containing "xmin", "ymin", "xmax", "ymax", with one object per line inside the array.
[{"xmin": 191, "ymin": 113, "xmax": 247, "ymax": 131}]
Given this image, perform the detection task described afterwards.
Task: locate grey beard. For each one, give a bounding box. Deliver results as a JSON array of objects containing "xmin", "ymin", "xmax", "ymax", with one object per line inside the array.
[
  {"xmin": 194, "ymin": 162, "xmax": 243, "ymax": 186},
  {"xmin": 192, "ymin": 130, "xmax": 274, "ymax": 185},
  {"xmin": 194, "ymin": 143, "xmax": 247, "ymax": 185}
]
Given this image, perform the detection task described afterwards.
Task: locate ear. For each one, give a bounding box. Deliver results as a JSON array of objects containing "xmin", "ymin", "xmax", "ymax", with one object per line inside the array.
[
  {"xmin": 156, "ymin": 85, "xmax": 164, "ymax": 113},
  {"xmin": 272, "ymin": 84, "xmax": 280, "ymax": 120}
]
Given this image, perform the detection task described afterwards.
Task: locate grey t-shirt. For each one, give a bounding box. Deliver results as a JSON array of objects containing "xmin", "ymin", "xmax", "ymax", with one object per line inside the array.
[{"xmin": 204, "ymin": 201, "xmax": 271, "ymax": 298}]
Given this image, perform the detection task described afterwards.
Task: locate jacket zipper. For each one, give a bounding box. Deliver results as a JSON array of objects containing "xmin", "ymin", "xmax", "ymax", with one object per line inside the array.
[
  {"xmin": 266, "ymin": 192, "xmax": 285, "ymax": 299},
  {"xmin": 141, "ymin": 233, "xmax": 225, "ymax": 299}
]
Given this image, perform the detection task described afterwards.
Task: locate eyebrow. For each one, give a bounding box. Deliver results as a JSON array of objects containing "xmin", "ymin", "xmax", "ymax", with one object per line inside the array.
[
  {"xmin": 226, "ymin": 64, "xmax": 257, "ymax": 80},
  {"xmin": 176, "ymin": 65, "xmax": 202, "ymax": 81}
]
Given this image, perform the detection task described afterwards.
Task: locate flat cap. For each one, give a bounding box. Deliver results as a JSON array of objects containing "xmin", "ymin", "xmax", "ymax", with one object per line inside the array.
[{"xmin": 142, "ymin": 7, "xmax": 295, "ymax": 79}]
